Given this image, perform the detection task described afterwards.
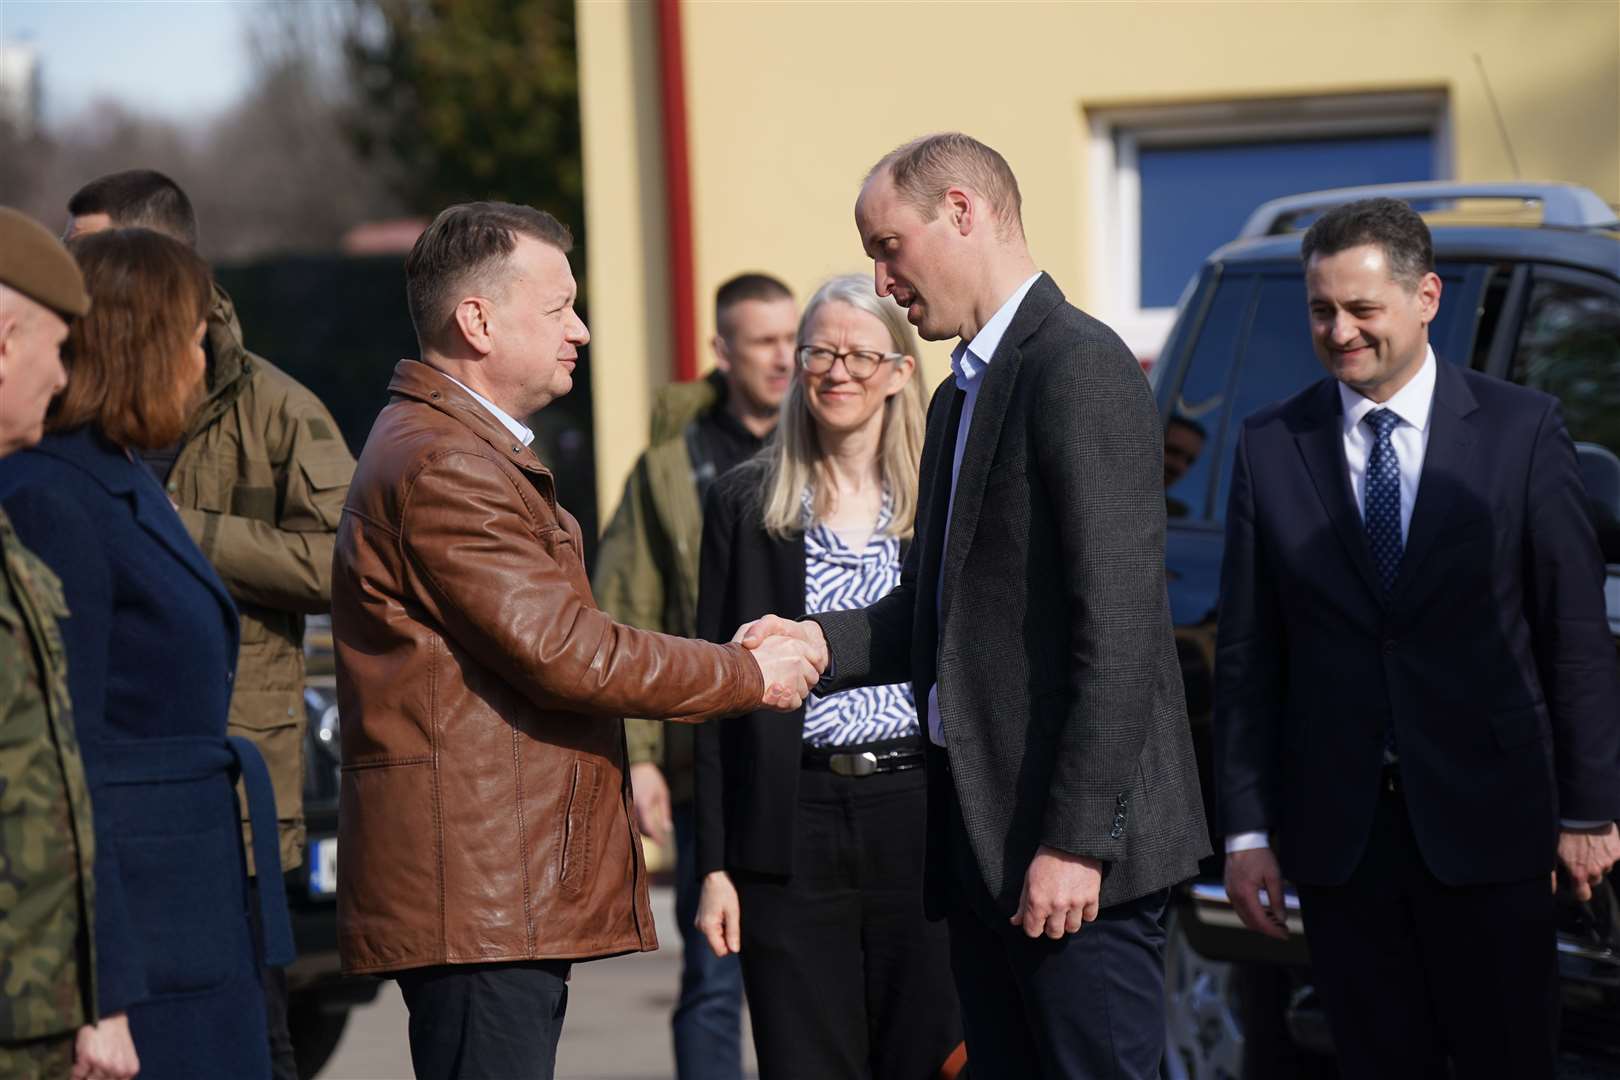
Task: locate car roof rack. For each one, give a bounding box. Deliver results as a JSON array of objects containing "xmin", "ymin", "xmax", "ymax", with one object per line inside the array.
[{"xmin": 1238, "ymin": 181, "xmax": 1620, "ymax": 239}]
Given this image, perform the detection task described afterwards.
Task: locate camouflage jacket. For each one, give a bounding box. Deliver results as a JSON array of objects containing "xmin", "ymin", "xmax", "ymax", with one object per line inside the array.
[
  {"xmin": 0, "ymin": 507, "xmax": 97, "ymax": 1041},
  {"xmin": 165, "ymin": 285, "xmax": 355, "ymax": 872}
]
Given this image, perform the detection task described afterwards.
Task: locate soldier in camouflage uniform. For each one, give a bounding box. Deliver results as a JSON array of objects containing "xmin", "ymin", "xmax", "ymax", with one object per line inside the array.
[
  {"xmin": 0, "ymin": 207, "xmax": 138, "ymax": 1080},
  {"xmin": 0, "ymin": 508, "xmax": 95, "ymax": 1079}
]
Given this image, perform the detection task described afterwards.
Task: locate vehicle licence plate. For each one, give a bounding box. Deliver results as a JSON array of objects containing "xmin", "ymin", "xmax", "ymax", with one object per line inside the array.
[{"xmin": 309, "ymin": 837, "xmax": 338, "ymax": 898}]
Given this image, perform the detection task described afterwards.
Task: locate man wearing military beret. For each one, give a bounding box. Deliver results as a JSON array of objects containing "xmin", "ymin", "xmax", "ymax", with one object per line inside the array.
[{"xmin": 0, "ymin": 207, "xmax": 138, "ymax": 1080}]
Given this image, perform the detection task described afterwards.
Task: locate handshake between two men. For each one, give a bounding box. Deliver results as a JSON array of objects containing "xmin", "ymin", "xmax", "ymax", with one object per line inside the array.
[{"xmin": 734, "ymin": 614, "xmax": 829, "ymax": 712}]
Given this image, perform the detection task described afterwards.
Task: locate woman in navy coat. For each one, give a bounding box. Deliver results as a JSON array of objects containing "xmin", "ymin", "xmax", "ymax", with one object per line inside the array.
[{"xmin": 0, "ymin": 228, "xmax": 291, "ymax": 1080}]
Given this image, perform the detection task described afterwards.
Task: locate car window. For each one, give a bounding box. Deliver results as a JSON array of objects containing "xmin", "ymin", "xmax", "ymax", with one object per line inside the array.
[
  {"xmin": 1204, "ymin": 265, "xmax": 1479, "ymax": 523},
  {"xmin": 1206, "ymin": 275, "xmax": 1327, "ymax": 519},
  {"xmin": 1469, "ymin": 264, "xmax": 1518, "ymax": 371},
  {"xmin": 1164, "ymin": 274, "xmax": 1256, "ymax": 521},
  {"xmin": 1510, "ymin": 271, "xmax": 1620, "ymax": 564}
]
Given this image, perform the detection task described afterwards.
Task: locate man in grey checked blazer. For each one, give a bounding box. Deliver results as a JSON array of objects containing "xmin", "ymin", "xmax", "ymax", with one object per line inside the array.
[{"xmin": 736, "ymin": 134, "xmax": 1208, "ymax": 1077}]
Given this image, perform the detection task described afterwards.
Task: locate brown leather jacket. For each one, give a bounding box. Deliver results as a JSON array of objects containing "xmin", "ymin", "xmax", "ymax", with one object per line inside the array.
[{"xmin": 332, "ymin": 361, "xmax": 761, "ymax": 975}]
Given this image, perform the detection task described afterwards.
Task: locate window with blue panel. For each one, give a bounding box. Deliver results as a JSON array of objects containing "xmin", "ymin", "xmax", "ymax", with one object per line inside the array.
[{"xmin": 1137, "ymin": 131, "xmax": 1435, "ymax": 309}]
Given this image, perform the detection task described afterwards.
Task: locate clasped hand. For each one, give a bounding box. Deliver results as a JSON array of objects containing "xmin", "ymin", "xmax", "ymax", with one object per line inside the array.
[{"xmin": 733, "ymin": 614, "xmax": 828, "ymax": 711}]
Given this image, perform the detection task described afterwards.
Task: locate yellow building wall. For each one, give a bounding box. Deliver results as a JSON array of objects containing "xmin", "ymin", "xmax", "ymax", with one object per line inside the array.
[{"xmin": 579, "ymin": 0, "xmax": 1620, "ymax": 523}]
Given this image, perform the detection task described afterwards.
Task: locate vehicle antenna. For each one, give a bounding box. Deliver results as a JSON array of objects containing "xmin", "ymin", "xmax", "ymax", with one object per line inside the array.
[{"xmin": 1473, "ymin": 53, "xmax": 1522, "ymax": 180}]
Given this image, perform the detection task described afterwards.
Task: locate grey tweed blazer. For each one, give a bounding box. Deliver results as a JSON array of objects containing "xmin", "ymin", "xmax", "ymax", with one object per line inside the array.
[{"xmin": 810, "ymin": 274, "xmax": 1209, "ymax": 915}]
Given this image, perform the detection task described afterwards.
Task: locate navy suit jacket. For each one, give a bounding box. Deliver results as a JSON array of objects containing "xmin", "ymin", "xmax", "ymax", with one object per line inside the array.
[{"xmin": 1215, "ymin": 357, "xmax": 1620, "ymax": 887}]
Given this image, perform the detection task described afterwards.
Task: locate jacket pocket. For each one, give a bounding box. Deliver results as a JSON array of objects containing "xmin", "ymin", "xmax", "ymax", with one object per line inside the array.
[
  {"xmin": 299, "ymin": 457, "xmax": 353, "ymax": 528},
  {"xmin": 300, "ymin": 458, "xmax": 352, "ymax": 492},
  {"xmin": 558, "ymin": 759, "xmax": 602, "ymax": 896},
  {"xmin": 227, "ymin": 689, "xmax": 305, "ymax": 828},
  {"xmin": 119, "ymin": 824, "xmax": 245, "ymax": 996},
  {"xmin": 189, "ymin": 465, "xmax": 232, "ymax": 513}
]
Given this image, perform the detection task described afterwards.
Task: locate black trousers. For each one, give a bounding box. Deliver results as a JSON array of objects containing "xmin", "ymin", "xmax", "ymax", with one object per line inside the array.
[
  {"xmin": 939, "ymin": 769, "xmax": 1170, "ymax": 1080},
  {"xmin": 733, "ymin": 765, "xmax": 961, "ymax": 1080},
  {"xmin": 395, "ymin": 960, "xmax": 572, "ymax": 1080},
  {"xmin": 1296, "ymin": 775, "xmax": 1558, "ymax": 1080}
]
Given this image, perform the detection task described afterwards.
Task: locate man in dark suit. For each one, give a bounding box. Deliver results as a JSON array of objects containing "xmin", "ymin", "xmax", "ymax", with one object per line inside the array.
[
  {"xmin": 737, "ymin": 133, "xmax": 1209, "ymax": 1077},
  {"xmin": 1216, "ymin": 197, "xmax": 1620, "ymax": 1078}
]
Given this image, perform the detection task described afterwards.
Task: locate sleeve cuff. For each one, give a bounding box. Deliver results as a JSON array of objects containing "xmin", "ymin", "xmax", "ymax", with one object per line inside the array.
[
  {"xmin": 802, "ymin": 614, "xmax": 838, "ymax": 694},
  {"xmin": 724, "ymin": 642, "xmax": 762, "ymax": 716},
  {"xmin": 1225, "ymin": 831, "xmax": 1270, "ymax": 853},
  {"xmin": 1560, "ymin": 819, "xmax": 1612, "ymax": 829}
]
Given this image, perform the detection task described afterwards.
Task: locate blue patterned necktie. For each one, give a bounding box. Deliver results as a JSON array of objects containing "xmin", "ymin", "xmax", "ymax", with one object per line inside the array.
[
  {"xmin": 1364, "ymin": 408, "xmax": 1403, "ymax": 760},
  {"xmin": 1363, "ymin": 409, "xmax": 1404, "ymax": 593}
]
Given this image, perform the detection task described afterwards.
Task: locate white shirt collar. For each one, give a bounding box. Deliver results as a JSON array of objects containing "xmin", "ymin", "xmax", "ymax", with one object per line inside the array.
[
  {"xmin": 1338, "ymin": 344, "xmax": 1437, "ymax": 436},
  {"xmin": 439, "ymin": 371, "xmax": 535, "ymax": 447},
  {"xmin": 950, "ymin": 271, "xmax": 1043, "ymax": 388}
]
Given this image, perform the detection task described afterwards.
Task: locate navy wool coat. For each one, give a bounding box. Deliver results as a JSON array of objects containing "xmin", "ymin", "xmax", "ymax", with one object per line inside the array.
[{"xmin": 0, "ymin": 426, "xmax": 290, "ymax": 1080}]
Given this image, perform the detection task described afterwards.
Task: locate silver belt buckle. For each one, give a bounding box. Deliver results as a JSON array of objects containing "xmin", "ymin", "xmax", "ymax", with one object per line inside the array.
[{"xmin": 830, "ymin": 751, "xmax": 879, "ymax": 777}]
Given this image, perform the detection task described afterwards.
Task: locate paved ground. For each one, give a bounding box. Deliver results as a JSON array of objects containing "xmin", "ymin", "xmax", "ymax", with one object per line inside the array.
[
  {"xmin": 313, "ymin": 884, "xmax": 1619, "ymax": 1080},
  {"xmin": 315, "ymin": 885, "xmax": 758, "ymax": 1080}
]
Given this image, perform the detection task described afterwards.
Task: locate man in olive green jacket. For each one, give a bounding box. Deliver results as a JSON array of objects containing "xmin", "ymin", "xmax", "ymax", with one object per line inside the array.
[
  {"xmin": 593, "ymin": 272, "xmax": 795, "ymax": 1080},
  {"xmin": 0, "ymin": 207, "xmax": 138, "ymax": 1080},
  {"xmin": 67, "ymin": 171, "xmax": 354, "ymax": 1080}
]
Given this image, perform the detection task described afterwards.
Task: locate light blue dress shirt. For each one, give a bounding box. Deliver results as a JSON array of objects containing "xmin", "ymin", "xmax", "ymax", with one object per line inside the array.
[{"xmin": 925, "ymin": 271, "xmax": 1043, "ymax": 746}]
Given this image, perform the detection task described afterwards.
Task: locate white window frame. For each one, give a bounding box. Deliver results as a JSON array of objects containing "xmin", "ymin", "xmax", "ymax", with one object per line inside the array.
[{"xmin": 1086, "ymin": 91, "xmax": 1451, "ymax": 361}]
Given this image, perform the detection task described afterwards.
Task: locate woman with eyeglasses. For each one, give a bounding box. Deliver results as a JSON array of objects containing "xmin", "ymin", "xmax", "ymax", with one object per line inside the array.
[{"xmin": 692, "ymin": 274, "xmax": 962, "ymax": 1078}]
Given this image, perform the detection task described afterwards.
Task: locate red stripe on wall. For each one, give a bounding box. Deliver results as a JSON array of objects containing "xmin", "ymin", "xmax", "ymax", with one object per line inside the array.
[{"xmin": 655, "ymin": 0, "xmax": 697, "ymax": 382}]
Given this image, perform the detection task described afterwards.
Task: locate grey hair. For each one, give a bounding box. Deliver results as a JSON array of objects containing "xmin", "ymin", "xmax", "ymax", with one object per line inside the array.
[{"xmin": 757, "ymin": 274, "xmax": 927, "ymax": 539}]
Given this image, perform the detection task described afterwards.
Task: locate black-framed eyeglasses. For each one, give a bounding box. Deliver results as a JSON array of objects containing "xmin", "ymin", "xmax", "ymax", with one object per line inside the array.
[{"xmin": 796, "ymin": 345, "xmax": 903, "ymax": 380}]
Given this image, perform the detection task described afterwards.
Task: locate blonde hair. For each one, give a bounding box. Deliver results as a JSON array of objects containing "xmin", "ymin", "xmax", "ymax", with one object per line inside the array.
[
  {"xmin": 868, "ymin": 132, "xmax": 1024, "ymax": 241},
  {"xmin": 759, "ymin": 274, "xmax": 927, "ymax": 540}
]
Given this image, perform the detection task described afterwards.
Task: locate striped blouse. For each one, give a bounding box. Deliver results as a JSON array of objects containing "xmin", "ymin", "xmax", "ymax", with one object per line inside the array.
[{"xmin": 801, "ymin": 489, "xmax": 918, "ymax": 747}]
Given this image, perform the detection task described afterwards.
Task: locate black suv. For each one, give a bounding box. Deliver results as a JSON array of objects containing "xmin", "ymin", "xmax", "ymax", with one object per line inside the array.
[
  {"xmin": 1152, "ymin": 182, "xmax": 1620, "ymax": 1079},
  {"xmin": 283, "ymin": 614, "xmax": 378, "ymax": 1078}
]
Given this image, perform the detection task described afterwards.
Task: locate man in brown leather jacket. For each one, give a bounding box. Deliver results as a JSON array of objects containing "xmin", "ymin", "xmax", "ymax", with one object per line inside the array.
[{"xmin": 330, "ymin": 201, "xmax": 822, "ymax": 1080}]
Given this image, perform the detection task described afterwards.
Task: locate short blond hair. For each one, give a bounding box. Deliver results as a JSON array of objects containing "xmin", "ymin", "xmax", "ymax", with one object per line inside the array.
[{"xmin": 868, "ymin": 133, "xmax": 1024, "ymax": 240}]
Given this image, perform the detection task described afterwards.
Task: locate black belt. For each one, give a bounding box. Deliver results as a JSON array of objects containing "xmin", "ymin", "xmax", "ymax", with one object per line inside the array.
[{"xmin": 802, "ymin": 736, "xmax": 924, "ymax": 777}]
